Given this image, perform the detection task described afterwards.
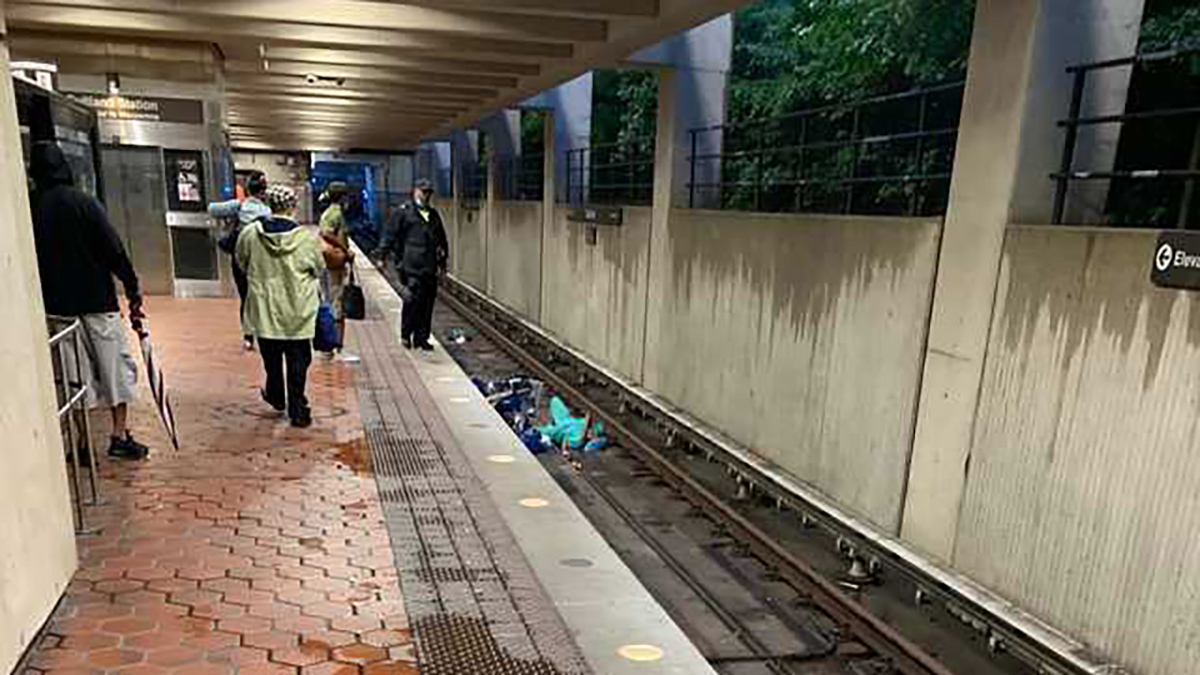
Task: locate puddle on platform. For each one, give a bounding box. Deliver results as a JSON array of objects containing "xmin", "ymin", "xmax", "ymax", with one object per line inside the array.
[{"xmin": 334, "ymin": 437, "xmax": 373, "ymax": 475}]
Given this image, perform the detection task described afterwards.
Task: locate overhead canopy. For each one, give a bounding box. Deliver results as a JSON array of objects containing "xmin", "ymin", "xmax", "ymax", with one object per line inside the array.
[{"xmin": 5, "ymin": 0, "xmax": 745, "ymax": 150}]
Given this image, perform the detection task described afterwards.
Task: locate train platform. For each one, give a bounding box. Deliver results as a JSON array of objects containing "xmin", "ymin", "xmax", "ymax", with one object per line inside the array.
[{"xmin": 19, "ymin": 258, "xmax": 710, "ymax": 675}]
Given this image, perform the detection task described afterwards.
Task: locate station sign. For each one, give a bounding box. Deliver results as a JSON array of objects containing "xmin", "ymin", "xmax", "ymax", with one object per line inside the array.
[
  {"xmin": 1151, "ymin": 230, "xmax": 1200, "ymax": 290},
  {"xmin": 568, "ymin": 205, "xmax": 623, "ymax": 227},
  {"xmin": 64, "ymin": 92, "xmax": 205, "ymax": 125}
]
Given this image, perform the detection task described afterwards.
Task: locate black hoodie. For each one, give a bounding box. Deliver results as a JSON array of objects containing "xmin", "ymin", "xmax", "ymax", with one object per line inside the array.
[{"xmin": 30, "ymin": 142, "xmax": 140, "ymax": 316}]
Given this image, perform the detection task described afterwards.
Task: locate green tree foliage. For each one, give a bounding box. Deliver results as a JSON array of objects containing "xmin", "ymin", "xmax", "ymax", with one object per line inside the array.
[
  {"xmin": 1140, "ymin": 0, "xmax": 1200, "ymax": 51},
  {"xmin": 730, "ymin": 0, "xmax": 976, "ymax": 120}
]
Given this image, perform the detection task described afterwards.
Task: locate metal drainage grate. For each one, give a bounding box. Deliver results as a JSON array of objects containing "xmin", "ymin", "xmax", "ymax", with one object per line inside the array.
[{"xmin": 366, "ymin": 425, "xmax": 591, "ymax": 675}]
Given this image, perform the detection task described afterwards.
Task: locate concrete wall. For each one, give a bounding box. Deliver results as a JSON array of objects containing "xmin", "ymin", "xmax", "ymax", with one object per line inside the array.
[
  {"xmin": 954, "ymin": 226, "xmax": 1200, "ymax": 675},
  {"xmin": 487, "ymin": 201, "xmax": 543, "ymax": 321},
  {"xmin": 0, "ymin": 12, "xmax": 80, "ymax": 671},
  {"xmin": 645, "ymin": 211, "xmax": 942, "ymax": 529},
  {"xmin": 456, "ymin": 206, "xmax": 489, "ymax": 292},
  {"xmin": 540, "ymin": 206, "xmax": 654, "ymax": 382}
]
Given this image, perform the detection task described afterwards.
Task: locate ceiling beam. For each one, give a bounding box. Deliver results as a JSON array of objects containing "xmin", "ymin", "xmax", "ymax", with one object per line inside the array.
[
  {"xmin": 8, "ymin": 31, "xmax": 216, "ymax": 63},
  {"xmin": 366, "ymin": 0, "xmax": 657, "ymax": 19},
  {"xmin": 224, "ymin": 92, "xmax": 456, "ymax": 116},
  {"xmin": 5, "ymin": 5, "xmax": 576, "ymax": 59},
  {"xmin": 226, "ymin": 60, "xmax": 518, "ymax": 90},
  {"xmin": 46, "ymin": 55, "xmax": 218, "ymax": 83},
  {"xmin": 15, "ymin": 0, "xmax": 607, "ymax": 42},
  {"xmin": 235, "ymin": 46, "xmax": 540, "ymax": 77},
  {"xmin": 224, "ymin": 87, "xmax": 476, "ymax": 112},
  {"xmin": 224, "ymin": 75, "xmax": 495, "ymax": 101}
]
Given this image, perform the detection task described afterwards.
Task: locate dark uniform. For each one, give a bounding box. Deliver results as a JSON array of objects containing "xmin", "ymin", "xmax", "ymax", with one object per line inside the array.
[{"xmin": 379, "ymin": 200, "xmax": 449, "ymax": 347}]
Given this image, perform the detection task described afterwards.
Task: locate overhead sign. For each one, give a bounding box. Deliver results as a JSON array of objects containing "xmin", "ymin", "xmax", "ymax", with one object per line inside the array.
[
  {"xmin": 64, "ymin": 92, "xmax": 204, "ymax": 124},
  {"xmin": 1151, "ymin": 230, "xmax": 1200, "ymax": 290}
]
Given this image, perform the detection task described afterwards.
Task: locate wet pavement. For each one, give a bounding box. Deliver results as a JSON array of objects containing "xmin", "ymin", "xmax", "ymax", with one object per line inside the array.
[{"xmin": 22, "ymin": 297, "xmax": 417, "ymax": 675}]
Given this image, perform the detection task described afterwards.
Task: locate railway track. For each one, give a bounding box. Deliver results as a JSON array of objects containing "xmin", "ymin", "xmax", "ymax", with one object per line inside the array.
[{"xmin": 373, "ymin": 264, "xmax": 1046, "ymax": 675}]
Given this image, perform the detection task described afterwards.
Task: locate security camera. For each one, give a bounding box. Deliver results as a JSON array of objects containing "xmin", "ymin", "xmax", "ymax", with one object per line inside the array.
[
  {"xmin": 305, "ymin": 73, "xmax": 318, "ymax": 85},
  {"xmin": 336, "ymin": 78, "xmax": 346, "ymax": 87}
]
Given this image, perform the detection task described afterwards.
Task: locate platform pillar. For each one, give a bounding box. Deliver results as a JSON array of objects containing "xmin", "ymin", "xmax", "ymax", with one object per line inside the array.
[
  {"xmin": 0, "ymin": 3, "xmax": 80, "ymax": 670},
  {"xmin": 902, "ymin": 0, "xmax": 1147, "ymax": 560}
]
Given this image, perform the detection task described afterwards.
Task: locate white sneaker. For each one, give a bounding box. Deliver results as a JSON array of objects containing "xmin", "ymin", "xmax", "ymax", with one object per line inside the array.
[{"xmin": 335, "ymin": 352, "xmax": 361, "ymax": 364}]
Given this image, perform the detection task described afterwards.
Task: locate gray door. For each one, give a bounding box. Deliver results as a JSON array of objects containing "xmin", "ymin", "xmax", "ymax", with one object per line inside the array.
[{"xmin": 101, "ymin": 146, "xmax": 173, "ymax": 295}]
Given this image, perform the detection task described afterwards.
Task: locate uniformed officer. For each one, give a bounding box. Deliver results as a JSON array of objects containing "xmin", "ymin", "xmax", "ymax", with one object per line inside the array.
[{"xmin": 378, "ymin": 179, "xmax": 449, "ymax": 350}]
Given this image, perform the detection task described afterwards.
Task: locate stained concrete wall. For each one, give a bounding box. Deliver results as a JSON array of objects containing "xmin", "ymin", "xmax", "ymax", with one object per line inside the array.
[
  {"xmin": 955, "ymin": 226, "xmax": 1200, "ymax": 675},
  {"xmin": 486, "ymin": 201, "xmax": 543, "ymax": 321},
  {"xmin": 0, "ymin": 10, "xmax": 80, "ymax": 671},
  {"xmin": 456, "ymin": 206, "xmax": 489, "ymax": 292},
  {"xmin": 540, "ymin": 206, "xmax": 654, "ymax": 382},
  {"xmin": 645, "ymin": 210, "xmax": 942, "ymax": 529}
]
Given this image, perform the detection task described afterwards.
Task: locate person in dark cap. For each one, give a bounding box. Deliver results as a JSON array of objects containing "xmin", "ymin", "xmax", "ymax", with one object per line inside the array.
[
  {"xmin": 318, "ymin": 181, "xmax": 357, "ymax": 362},
  {"xmin": 377, "ymin": 179, "xmax": 448, "ymax": 350},
  {"xmin": 28, "ymin": 141, "xmax": 149, "ymax": 459}
]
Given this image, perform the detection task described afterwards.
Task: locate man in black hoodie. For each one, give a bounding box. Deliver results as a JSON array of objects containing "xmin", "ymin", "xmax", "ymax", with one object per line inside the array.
[{"xmin": 29, "ymin": 142, "xmax": 149, "ymax": 459}]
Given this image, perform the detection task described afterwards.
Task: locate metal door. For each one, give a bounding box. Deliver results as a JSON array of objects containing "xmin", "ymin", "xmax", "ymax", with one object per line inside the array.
[{"xmin": 100, "ymin": 146, "xmax": 173, "ymax": 295}]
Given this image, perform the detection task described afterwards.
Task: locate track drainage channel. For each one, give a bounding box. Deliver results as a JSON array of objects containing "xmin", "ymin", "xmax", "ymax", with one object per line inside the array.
[{"xmin": 365, "ymin": 425, "xmax": 591, "ymax": 675}]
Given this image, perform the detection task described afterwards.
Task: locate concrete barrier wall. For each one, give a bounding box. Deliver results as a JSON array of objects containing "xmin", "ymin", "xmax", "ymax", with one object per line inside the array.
[
  {"xmin": 954, "ymin": 227, "xmax": 1200, "ymax": 675},
  {"xmin": 645, "ymin": 210, "xmax": 942, "ymax": 530},
  {"xmin": 487, "ymin": 201, "xmax": 544, "ymax": 321},
  {"xmin": 540, "ymin": 206, "xmax": 654, "ymax": 381},
  {"xmin": 455, "ymin": 206, "xmax": 489, "ymax": 291}
]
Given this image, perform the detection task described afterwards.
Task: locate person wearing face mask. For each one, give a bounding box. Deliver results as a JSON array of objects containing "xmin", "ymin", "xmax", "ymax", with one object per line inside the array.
[{"xmin": 376, "ymin": 179, "xmax": 448, "ymax": 350}]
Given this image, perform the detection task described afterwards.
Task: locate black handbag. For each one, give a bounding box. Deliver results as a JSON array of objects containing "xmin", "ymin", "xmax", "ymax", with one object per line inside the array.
[{"xmin": 342, "ymin": 268, "xmax": 366, "ymax": 321}]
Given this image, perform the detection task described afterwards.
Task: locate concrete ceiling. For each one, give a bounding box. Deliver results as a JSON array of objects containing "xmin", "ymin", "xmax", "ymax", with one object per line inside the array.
[{"xmin": 4, "ymin": 0, "xmax": 746, "ymax": 151}]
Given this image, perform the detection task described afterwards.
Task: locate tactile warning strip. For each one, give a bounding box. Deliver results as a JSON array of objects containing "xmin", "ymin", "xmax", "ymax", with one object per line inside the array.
[{"xmin": 354, "ymin": 324, "xmax": 591, "ymax": 675}]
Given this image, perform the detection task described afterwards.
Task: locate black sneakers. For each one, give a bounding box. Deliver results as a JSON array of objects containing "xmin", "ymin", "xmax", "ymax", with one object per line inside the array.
[
  {"xmin": 415, "ymin": 341, "xmax": 434, "ymax": 352},
  {"xmin": 402, "ymin": 336, "xmax": 413, "ymax": 350},
  {"xmin": 108, "ymin": 433, "xmax": 149, "ymax": 460}
]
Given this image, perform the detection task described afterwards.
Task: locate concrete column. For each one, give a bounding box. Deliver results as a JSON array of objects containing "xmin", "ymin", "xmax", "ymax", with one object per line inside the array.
[
  {"xmin": 630, "ymin": 15, "xmax": 732, "ymax": 208},
  {"xmin": 902, "ymin": 0, "xmax": 1147, "ymax": 560},
  {"xmin": 523, "ymin": 73, "xmax": 593, "ymax": 204},
  {"xmin": 0, "ymin": 4, "xmax": 80, "ymax": 670}
]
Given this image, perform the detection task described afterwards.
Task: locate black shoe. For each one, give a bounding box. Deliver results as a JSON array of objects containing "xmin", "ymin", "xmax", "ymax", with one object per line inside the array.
[
  {"xmin": 108, "ymin": 433, "xmax": 149, "ymax": 460},
  {"xmin": 260, "ymin": 388, "xmax": 286, "ymax": 412},
  {"xmin": 290, "ymin": 413, "xmax": 313, "ymax": 429},
  {"xmin": 402, "ymin": 336, "xmax": 413, "ymax": 349},
  {"xmin": 416, "ymin": 341, "xmax": 434, "ymax": 352}
]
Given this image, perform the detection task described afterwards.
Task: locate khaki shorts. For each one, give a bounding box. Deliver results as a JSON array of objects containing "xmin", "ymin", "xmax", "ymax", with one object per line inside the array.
[{"xmin": 65, "ymin": 313, "xmax": 139, "ymax": 409}]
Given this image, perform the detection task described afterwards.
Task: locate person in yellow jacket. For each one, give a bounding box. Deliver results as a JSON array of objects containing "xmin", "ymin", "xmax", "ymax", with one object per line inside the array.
[{"xmin": 236, "ymin": 185, "xmax": 324, "ymax": 428}]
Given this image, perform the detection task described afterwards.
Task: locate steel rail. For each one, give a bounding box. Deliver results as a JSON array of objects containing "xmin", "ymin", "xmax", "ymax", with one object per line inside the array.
[{"xmin": 438, "ymin": 281, "xmax": 957, "ymax": 675}]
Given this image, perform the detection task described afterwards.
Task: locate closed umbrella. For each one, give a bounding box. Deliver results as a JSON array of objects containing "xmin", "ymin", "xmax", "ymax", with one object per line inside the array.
[{"xmin": 132, "ymin": 318, "xmax": 180, "ymax": 450}]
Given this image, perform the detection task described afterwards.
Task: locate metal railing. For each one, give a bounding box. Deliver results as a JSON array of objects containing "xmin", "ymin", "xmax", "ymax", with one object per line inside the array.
[
  {"xmin": 47, "ymin": 316, "xmax": 100, "ymax": 535},
  {"xmin": 497, "ymin": 154, "xmax": 545, "ymax": 202},
  {"xmin": 1052, "ymin": 45, "xmax": 1200, "ymax": 226},
  {"xmin": 688, "ymin": 83, "xmax": 964, "ymax": 216},
  {"xmin": 565, "ymin": 136, "xmax": 656, "ymax": 206}
]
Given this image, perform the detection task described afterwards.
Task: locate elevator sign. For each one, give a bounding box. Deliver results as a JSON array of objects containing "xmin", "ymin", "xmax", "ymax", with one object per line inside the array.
[{"xmin": 1151, "ymin": 231, "xmax": 1200, "ymax": 290}]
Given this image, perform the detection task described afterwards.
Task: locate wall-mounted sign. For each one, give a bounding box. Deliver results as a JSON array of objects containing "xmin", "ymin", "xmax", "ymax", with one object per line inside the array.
[
  {"xmin": 64, "ymin": 92, "xmax": 204, "ymax": 124},
  {"xmin": 1151, "ymin": 230, "xmax": 1200, "ymax": 290},
  {"xmin": 164, "ymin": 149, "xmax": 207, "ymax": 213},
  {"xmin": 568, "ymin": 205, "xmax": 623, "ymax": 227}
]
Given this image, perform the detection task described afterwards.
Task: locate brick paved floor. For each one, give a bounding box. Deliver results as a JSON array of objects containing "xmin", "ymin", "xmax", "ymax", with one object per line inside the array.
[{"xmin": 23, "ymin": 298, "xmax": 417, "ymax": 675}]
